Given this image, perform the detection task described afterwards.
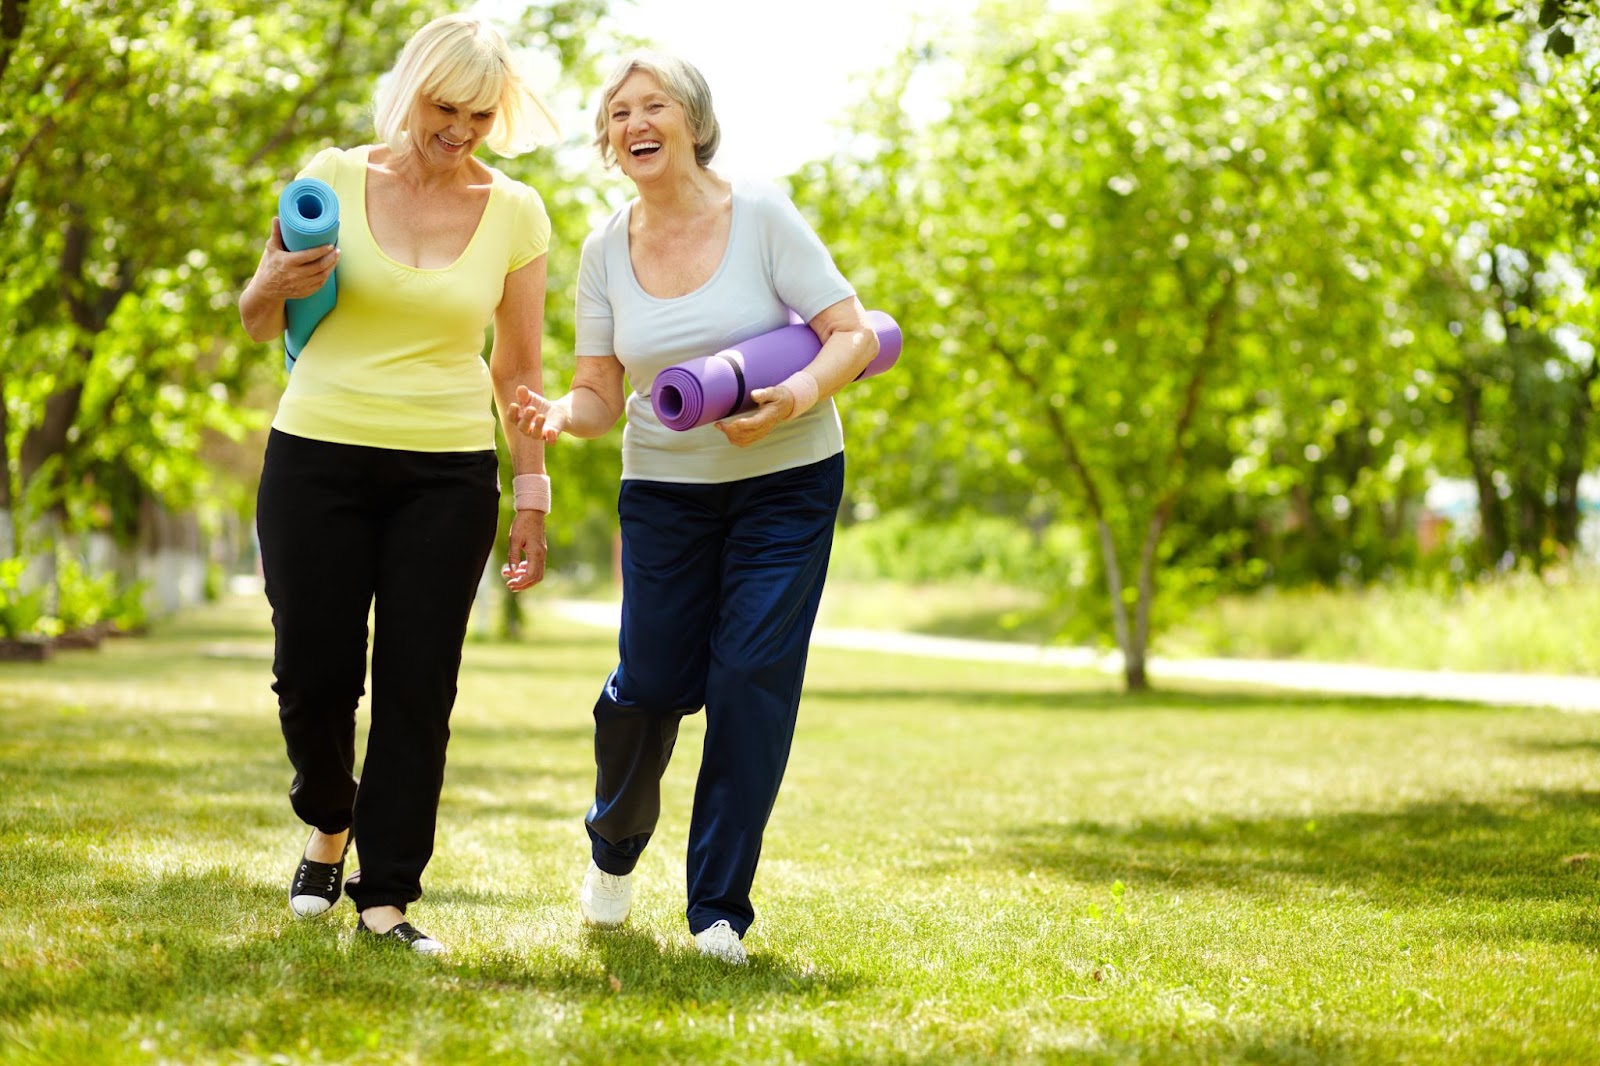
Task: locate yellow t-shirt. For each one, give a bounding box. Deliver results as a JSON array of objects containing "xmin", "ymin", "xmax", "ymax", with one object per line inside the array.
[{"xmin": 270, "ymin": 145, "xmax": 551, "ymax": 452}]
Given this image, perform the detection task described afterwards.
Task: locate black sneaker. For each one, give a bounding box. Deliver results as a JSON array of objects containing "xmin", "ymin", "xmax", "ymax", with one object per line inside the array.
[
  {"xmin": 356, "ymin": 914, "xmax": 446, "ymax": 955},
  {"xmin": 288, "ymin": 831, "xmax": 351, "ymax": 918}
]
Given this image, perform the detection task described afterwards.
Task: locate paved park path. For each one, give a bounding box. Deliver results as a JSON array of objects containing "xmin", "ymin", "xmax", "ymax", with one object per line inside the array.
[{"xmin": 549, "ymin": 600, "xmax": 1600, "ymax": 713}]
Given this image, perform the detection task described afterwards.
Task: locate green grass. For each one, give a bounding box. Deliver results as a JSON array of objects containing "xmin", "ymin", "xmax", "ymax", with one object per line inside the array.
[
  {"xmin": 816, "ymin": 569, "xmax": 1600, "ymax": 677},
  {"xmin": 817, "ymin": 577, "xmax": 1064, "ymax": 643},
  {"xmin": 1159, "ymin": 573, "xmax": 1600, "ymax": 676},
  {"xmin": 3, "ymin": 594, "xmax": 1600, "ymax": 1064}
]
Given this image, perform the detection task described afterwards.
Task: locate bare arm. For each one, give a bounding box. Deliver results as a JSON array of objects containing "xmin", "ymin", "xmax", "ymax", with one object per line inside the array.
[
  {"xmin": 716, "ymin": 294, "xmax": 880, "ymax": 448},
  {"xmin": 509, "ymin": 354, "xmax": 628, "ymax": 442},
  {"xmin": 489, "ymin": 255, "xmax": 550, "ymax": 591},
  {"xmin": 238, "ymin": 217, "xmax": 340, "ymax": 342}
]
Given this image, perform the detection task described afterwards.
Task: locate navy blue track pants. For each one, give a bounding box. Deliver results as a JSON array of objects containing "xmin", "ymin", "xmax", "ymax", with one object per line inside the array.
[
  {"xmin": 256, "ymin": 429, "xmax": 499, "ymax": 912},
  {"xmin": 586, "ymin": 452, "xmax": 844, "ymax": 936}
]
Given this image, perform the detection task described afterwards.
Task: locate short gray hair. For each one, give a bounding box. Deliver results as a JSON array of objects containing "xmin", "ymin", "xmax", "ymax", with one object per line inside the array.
[{"xmin": 592, "ymin": 51, "xmax": 720, "ymax": 169}]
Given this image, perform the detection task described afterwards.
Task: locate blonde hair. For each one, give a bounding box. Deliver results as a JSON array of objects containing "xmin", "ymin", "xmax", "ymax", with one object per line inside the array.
[
  {"xmin": 374, "ymin": 15, "xmax": 560, "ymax": 158},
  {"xmin": 592, "ymin": 51, "xmax": 720, "ymax": 169}
]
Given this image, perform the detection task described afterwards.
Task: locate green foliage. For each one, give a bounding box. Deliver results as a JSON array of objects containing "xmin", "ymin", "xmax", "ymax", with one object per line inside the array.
[
  {"xmin": 1441, "ymin": 0, "xmax": 1599, "ymax": 55},
  {"xmin": 0, "ymin": 0, "xmax": 626, "ymax": 621},
  {"xmin": 107, "ymin": 578, "xmax": 151, "ymax": 634},
  {"xmin": 1410, "ymin": 0, "xmax": 1600, "ymax": 570},
  {"xmin": 832, "ymin": 510, "xmax": 1086, "ymax": 587},
  {"xmin": 796, "ymin": 0, "xmax": 1480, "ymax": 681},
  {"xmin": 0, "ymin": 0, "xmax": 425, "ymax": 535},
  {"xmin": 1166, "ymin": 564, "xmax": 1600, "ymax": 673},
  {"xmin": 52, "ymin": 549, "xmax": 115, "ymax": 632},
  {"xmin": 0, "ymin": 557, "xmax": 48, "ymax": 639},
  {"xmin": 786, "ymin": 0, "xmax": 1600, "ymax": 680},
  {"xmin": 6, "ymin": 0, "xmax": 1600, "ymax": 673}
]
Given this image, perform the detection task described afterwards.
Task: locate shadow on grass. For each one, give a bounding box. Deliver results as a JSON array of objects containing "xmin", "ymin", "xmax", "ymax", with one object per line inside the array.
[
  {"xmin": 575, "ymin": 925, "xmax": 864, "ymax": 1003},
  {"xmin": 1513, "ymin": 738, "xmax": 1600, "ymax": 755},
  {"xmin": 973, "ymin": 789, "xmax": 1600, "ymax": 944},
  {"xmin": 0, "ymin": 864, "xmax": 862, "ymax": 1050}
]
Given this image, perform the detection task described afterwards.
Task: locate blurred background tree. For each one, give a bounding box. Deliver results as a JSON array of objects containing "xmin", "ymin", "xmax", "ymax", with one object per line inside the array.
[
  {"xmin": 0, "ymin": 0, "xmax": 619, "ymax": 636},
  {"xmin": 793, "ymin": 0, "xmax": 1596, "ymax": 688}
]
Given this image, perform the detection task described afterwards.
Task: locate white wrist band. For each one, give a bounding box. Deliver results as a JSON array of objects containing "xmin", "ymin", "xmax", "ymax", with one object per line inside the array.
[
  {"xmin": 513, "ymin": 473, "xmax": 551, "ymax": 513},
  {"xmin": 781, "ymin": 370, "xmax": 819, "ymax": 420}
]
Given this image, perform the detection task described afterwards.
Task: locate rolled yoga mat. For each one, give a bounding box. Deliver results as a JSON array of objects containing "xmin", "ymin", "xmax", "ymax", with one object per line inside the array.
[
  {"xmin": 277, "ymin": 177, "xmax": 340, "ymax": 371},
  {"xmin": 651, "ymin": 310, "xmax": 902, "ymax": 432}
]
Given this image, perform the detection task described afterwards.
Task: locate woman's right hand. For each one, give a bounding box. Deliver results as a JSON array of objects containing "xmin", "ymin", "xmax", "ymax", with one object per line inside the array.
[
  {"xmin": 252, "ymin": 216, "xmax": 340, "ymax": 300},
  {"xmin": 510, "ymin": 386, "xmax": 571, "ymax": 442}
]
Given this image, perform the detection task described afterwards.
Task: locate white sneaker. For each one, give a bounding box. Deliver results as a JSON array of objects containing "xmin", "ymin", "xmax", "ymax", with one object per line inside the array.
[
  {"xmin": 694, "ymin": 920, "xmax": 747, "ymax": 965},
  {"xmin": 580, "ymin": 861, "xmax": 632, "ymax": 928}
]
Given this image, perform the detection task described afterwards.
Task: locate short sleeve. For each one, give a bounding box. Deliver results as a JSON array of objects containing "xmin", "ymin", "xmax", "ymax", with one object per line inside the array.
[
  {"xmin": 573, "ymin": 228, "xmax": 614, "ymax": 356},
  {"xmin": 507, "ymin": 179, "xmax": 552, "ymax": 272},
  {"xmin": 756, "ymin": 184, "xmax": 855, "ymax": 322},
  {"xmin": 295, "ymin": 146, "xmax": 343, "ymax": 184}
]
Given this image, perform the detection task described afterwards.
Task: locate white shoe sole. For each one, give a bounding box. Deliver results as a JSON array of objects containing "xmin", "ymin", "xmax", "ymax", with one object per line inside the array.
[{"xmin": 289, "ymin": 894, "xmax": 333, "ymax": 918}]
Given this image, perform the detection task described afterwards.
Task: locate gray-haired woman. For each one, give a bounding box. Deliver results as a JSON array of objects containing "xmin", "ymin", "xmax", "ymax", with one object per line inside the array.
[{"xmin": 510, "ymin": 51, "xmax": 880, "ymax": 965}]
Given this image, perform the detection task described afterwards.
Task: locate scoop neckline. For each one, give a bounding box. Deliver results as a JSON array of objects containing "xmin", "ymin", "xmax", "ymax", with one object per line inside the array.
[
  {"xmin": 623, "ymin": 186, "xmax": 739, "ymax": 303},
  {"xmin": 358, "ymin": 144, "xmax": 499, "ymax": 274}
]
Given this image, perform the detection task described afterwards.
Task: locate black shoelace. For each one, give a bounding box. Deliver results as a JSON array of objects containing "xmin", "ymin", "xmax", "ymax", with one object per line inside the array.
[{"xmin": 294, "ymin": 859, "xmax": 340, "ymax": 896}]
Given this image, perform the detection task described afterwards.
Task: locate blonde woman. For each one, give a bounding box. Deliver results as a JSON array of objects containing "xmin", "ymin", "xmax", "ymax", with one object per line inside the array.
[{"xmin": 240, "ymin": 14, "xmax": 559, "ymax": 954}]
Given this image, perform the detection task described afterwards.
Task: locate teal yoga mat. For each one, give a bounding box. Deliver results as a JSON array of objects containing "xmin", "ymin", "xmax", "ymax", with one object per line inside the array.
[{"xmin": 277, "ymin": 177, "xmax": 340, "ymax": 371}]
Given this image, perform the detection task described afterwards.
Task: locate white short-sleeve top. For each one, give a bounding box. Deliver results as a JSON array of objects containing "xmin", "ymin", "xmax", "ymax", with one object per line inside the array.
[{"xmin": 574, "ymin": 179, "xmax": 855, "ymax": 483}]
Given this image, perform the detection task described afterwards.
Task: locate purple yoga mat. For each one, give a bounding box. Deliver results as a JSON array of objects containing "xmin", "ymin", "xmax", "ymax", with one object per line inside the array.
[{"xmin": 651, "ymin": 310, "xmax": 902, "ymax": 432}]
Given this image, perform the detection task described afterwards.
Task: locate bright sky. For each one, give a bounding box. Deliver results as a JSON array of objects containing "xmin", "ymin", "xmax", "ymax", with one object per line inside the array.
[
  {"xmin": 617, "ymin": 0, "xmax": 977, "ymax": 180},
  {"xmin": 473, "ymin": 0, "xmax": 980, "ymax": 181}
]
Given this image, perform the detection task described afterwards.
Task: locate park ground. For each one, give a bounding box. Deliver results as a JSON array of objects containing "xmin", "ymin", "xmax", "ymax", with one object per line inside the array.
[{"xmin": 2, "ymin": 591, "xmax": 1599, "ymax": 1065}]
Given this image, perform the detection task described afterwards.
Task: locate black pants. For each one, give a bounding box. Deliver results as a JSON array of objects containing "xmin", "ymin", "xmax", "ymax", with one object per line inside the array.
[{"xmin": 255, "ymin": 429, "xmax": 498, "ymax": 912}]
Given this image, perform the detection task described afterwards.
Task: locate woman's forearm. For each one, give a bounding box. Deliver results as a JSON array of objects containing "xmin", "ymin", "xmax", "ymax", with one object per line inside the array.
[
  {"xmin": 560, "ymin": 383, "xmax": 625, "ymax": 439},
  {"xmin": 239, "ymin": 278, "xmax": 287, "ymax": 343},
  {"xmin": 805, "ymin": 324, "xmax": 880, "ymax": 400}
]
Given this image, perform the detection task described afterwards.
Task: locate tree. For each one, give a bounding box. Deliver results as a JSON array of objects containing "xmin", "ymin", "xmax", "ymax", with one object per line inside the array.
[
  {"xmin": 797, "ymin": 0, "xmax": 1466, "ymax": 689},
  {"xmin": 0, "ymin": 0, "xmax": 620, "ymax": 627},
  {"xmin": 1422, "ymin": 0, "xmax": 1600, "ymax": 569},
  {"xmin": 1, "ymin": 0, "xmax": 446, "ymax": 558}
]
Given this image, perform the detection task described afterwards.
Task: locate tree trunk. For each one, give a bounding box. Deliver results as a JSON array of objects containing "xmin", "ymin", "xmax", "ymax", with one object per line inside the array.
[
  {"xmin": 18, "ymin": 379, "xmax": 84, "ymax": 488},
  {"xmin": 1123, "ymin": 647, "xmax": 1149, "ymax": 691},
  {"xmin": 1553, "ymin": 365, "xmax": 1597, "ymax": 550},
  {"xmin": 1094, "ymin": 520, "xmax": 1147, "ymax": 692},
  {"xmin": 0, "ymin": 372, "xmax": 10, "ymax": 512},
  {"xmin": 20, "ymin": 186, "xmax": 130, "ymax": 501},
  {"xmin": 1124, "ymin": 503, "xmax": 1171, "ymax": 694},
  {"xmin": 1120, "ymin": 284, "xmax": 1229, "ymax": 692},
  {"xmin": 1458, "ymin": 375, "xmax": 1508, "ymax": 567},
  {"xmin": 0, "ymin": 371, "xmax": 11, "ymax": 559},
  {"xmin": 0, "ymin": 0, "xmax": 28, "ymax": 84}
]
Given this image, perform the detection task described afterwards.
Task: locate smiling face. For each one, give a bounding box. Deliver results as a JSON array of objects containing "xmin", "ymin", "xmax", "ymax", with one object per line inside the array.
[
  {"xmin": 407, "ymin": 95, "xmax": 497, "ymax": 171},
  {"xmin": 606, "ymin": 71, "xmax": 693, "ymax": 183}
]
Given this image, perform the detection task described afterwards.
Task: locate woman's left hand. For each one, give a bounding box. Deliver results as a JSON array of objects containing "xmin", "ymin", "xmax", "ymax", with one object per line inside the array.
[
  {"xmin": 502, "ymin": 509, "xmax": 548, "ymax": 591},
  {"xmin": 714, "ymin": 385, "xmax": 794, "ymax": 448}
]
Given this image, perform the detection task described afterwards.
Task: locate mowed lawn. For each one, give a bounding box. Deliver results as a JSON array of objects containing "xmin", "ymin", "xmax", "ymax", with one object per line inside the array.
[{"xmin": 2, "ymin": 594, "xmax": 1599, "ymax": 1065}]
